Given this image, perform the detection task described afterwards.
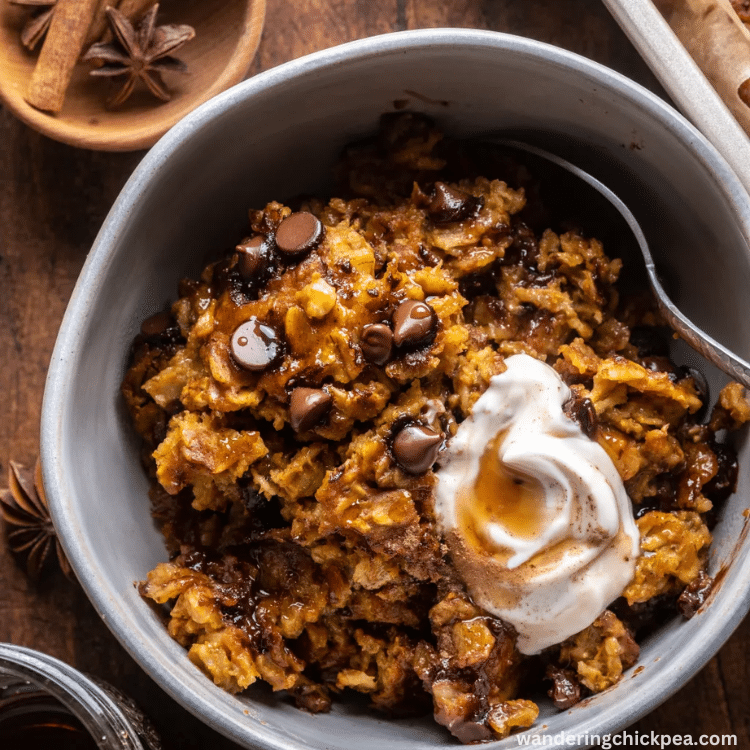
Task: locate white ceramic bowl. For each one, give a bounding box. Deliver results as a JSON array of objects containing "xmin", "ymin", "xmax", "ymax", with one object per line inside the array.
[{"xmin": 42, "ymin": 29, "xmax": 750, "ymax": 749}]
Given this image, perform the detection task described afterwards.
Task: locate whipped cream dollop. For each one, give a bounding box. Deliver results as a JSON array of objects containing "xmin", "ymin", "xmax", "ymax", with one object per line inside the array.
[{"xmin": 435, "ymin": 354, "xmax": 639, "ymax": 654}]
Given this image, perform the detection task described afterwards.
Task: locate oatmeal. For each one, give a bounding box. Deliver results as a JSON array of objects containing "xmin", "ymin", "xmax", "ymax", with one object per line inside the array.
[{"xmin": 122, "ymin": 113, "xmax": 750, "ymax": 742}]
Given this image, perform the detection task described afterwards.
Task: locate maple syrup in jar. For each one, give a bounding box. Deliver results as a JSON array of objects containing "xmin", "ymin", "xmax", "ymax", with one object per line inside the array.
[
  {"xmin": 0, "ymin": 691, "xmax": 98, "ymax": 750},
  {"xmin": 0, "ymin": 643, "xmax": 162, "ymax": 750}
]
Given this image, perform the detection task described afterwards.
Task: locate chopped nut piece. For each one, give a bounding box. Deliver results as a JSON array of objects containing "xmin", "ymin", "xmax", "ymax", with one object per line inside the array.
[
  {"xmin": 451, "ymin": 618, "xmax": 496, "ymax": 667},
  {"xmin": 296, "ymin": 275, "xmax": 337, "ymax": 319},
  {"xmin": 486, "ymin": 699, "xmax": 539, "ymax": 739}
]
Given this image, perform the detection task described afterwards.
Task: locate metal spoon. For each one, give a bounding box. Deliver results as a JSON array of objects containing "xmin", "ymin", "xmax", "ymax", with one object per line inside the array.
[{"xmin": 493, "ymin": 139, "xmax": 750, "ymax": 389}]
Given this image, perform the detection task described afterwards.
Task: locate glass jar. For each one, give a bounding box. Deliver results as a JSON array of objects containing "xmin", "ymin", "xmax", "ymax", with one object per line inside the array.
[{"xmin": 0, "ymin": 643, "xmax": 161, "ymax": 750}]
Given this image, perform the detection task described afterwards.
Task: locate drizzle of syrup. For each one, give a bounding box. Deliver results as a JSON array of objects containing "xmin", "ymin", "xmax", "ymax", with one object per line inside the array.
[{"xmin": 459, "ymin": 431, "xmax": 546, "ymax": 553}]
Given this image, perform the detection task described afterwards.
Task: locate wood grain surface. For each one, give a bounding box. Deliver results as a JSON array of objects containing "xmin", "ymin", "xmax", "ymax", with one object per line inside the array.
[{"xmin": 1, "ymin": 2, "xmax": 748, "ymax": 748}]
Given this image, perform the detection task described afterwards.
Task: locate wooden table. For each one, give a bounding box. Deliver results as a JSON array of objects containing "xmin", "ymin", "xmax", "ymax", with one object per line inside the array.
[{"xmin": 1, "ymin": 1, "xmax": 748, "ymax": 748}]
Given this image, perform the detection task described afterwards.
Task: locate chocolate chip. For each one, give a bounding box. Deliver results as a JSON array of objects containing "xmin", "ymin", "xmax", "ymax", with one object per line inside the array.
[
  {"xmin": 140, "ymin": 310, "xmax": 173, "ymax": 337},
  {"xmin": 502, "ymin": 222, "xmax": 538, "ymax": 266},
  {"xmin": 236, "ymin": 235, "xmax": 271, "ymax": 280},
  {"xmin": 703, "ymin": 442, "xmax": 738, "ymax": 502},
  {"xmin": 677, "ymin": 570, "xmax": 714, "ymax": 619},
  {"xmin": 418, "ymin": 244, "xmax": 440, "ymax": 267},
  {"xmin": 230, "ymin": 318, "xmax": 282, "ymax": 371},
  {"xmin": 275, "ymin": 212, "xmax": 325, "ymax": 255},
  {"xmin": 563, "ymin": 395, "xmax": 598, "ymax": 440},
  {"xmin": 392, "ymin": 300, "xmax": 436, "ymax": 348},
  {"xmin": 546, "ymin": 666, "xmax": 582, "ymax": 710},
  {"xmin": 630, "ymin": 325, "xmax": 670, "ymax": 357},
  {"xmin": 458, "ymin": 264, "xmax": 500, "ymax": 300},
  {"xmin": 392, "ymin": 423, "xmax": 442, "ymax": 474},
  {"xmin": 361, "ymin": 323, "xmax": 393, "ymax": 365},
  {"xmin": 428, "ymin": 182, "xmax": 483, "ymax": 224},
  {"xmin": 212, "ymin": 256, "xmax": 246, "ymax": 305},
  {"xmin": 641, "ymin": 355, "xmax": 680, "ymax": 380},
  {"xmin": 290, "ymin": 387, "xmax": 332, "ymax": 432},
  {"xmin": 449, "ymin": 719, "xmax": 493, "ymax": 745}
]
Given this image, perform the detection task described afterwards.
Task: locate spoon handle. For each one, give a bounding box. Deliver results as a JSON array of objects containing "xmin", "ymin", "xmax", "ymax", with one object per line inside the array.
[
  {"xmin": 489, "ymin": 138, "xmax": 750, "ymax": 390},
  {"xmin": 601, "ymin": 170, "xmax": 750, "ymax": 391},
  {"xmin": 652, "ymin": 284, "xmax": 750, "ymax": 390}
]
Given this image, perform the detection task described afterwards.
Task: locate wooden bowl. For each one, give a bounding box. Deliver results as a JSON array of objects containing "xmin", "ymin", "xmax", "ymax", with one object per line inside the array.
[{"xmin": 0, "ymin": 0, "xmax": 266, "ymax": 151}]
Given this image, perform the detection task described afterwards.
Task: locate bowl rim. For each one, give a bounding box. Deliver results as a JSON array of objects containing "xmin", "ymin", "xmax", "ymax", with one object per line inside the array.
[
  {"xmin": 0, "ymin": 0, "xmax": 266, "ymax": 152},
  {"xmin": 41, "ymin": 27, "xmax": 750, "ymax": 748}
]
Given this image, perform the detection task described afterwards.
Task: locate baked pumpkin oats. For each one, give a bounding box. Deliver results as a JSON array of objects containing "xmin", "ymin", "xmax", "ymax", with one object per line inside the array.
[{"xmin": 122, "ymin": 113, "xmax": 750, "ymax": 742}]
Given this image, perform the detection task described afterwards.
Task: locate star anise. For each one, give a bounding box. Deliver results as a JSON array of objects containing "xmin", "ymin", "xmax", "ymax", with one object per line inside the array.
[
  {"xmin": 732, "ymin": 0, "xmax": 750, "ymax": 25},
  {"xmin": 9, "ymin": 0, "xmax": 58, "ymax": 51},
  {"xmin": 82, "ymin": 3, "xmax": 195, "ymax": 107},
  {"xmin": 0, "ymin": 458, "xmax": 73, "ymax": 580}
]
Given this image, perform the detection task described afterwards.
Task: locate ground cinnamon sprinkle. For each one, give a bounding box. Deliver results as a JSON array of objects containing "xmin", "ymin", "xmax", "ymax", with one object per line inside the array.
[{"xmin": 122, "ymin": 114, "xmax": 749, "ymax": 742}]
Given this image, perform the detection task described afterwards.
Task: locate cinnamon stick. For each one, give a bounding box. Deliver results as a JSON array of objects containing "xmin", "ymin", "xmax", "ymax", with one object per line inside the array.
[
  {"xmin": 117, "ymin": 0, "xmax": 154, "ymax": 18},
  {"xmin": 659, "ymin": 0, "xmax": 750, "ymax": 136},
  {"xmin": 25, "ymin": 0, "xmax": 100, "ymax": 113}
]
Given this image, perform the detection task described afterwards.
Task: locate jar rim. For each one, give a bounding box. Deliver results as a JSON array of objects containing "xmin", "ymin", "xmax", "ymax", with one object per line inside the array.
[{"xmin": 0, "ymin": 643, "xmax": 146, "ymax": 750}]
